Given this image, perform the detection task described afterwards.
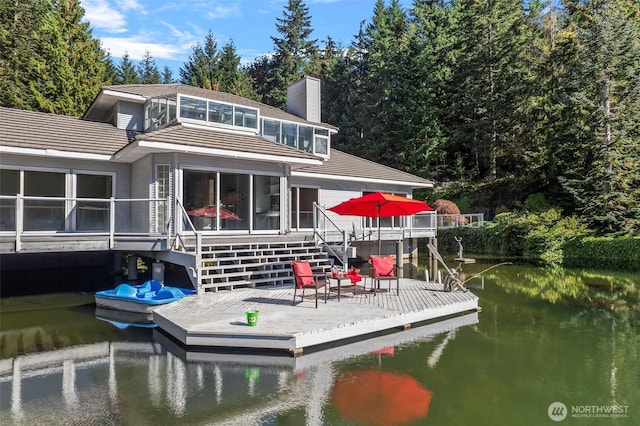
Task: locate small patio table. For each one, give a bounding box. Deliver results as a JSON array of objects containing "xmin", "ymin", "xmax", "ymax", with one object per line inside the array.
[{"xmin": 326, "ymin": 274, "xmax": 367, "ymax": 301}]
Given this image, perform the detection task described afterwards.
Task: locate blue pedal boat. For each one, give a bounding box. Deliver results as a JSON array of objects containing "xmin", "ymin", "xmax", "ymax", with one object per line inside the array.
[{"xmin": 95, "ymin": 279, "xmax": 196, "ymax": 314}]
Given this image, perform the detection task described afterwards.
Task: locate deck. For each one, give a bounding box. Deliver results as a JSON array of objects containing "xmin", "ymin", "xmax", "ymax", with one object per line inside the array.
[{"xmin": 153, "ymin": 278, "xmax": 479, "ymax": 356}]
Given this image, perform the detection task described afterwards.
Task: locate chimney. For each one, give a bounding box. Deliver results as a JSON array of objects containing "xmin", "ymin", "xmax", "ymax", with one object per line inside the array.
[{"xmin": 287, "ymin": 76, "xmax": 321, "ymax": 123}]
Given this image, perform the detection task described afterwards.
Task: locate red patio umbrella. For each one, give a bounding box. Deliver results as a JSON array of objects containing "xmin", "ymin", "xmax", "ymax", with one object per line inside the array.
[
  {"xmin": 332, "ymin": 370, "xmax": 433, "ymax": 425},
  {"xmin": 328, "ymin": 192, "xmax": 432, "ymax": 253},
  {"xmin": 186, "ymin": 206, "xmax": 241, "ymax": 221}
]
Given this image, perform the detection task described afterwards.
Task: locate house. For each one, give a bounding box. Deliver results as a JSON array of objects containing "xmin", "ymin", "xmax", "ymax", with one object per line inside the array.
[{"xmin": 0, "ymin": 77, "xmax": 435, "ymax": 292}]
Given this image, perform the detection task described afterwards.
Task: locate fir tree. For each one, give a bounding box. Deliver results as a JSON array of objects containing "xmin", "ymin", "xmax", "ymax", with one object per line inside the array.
[
  {"xmin": 138, "ymin": 50, "xmax": 161, "ymax": 84},
  {"xmin": 117, "ymin": 52, "xmax": 140, "ymax": 84},
  {"xmin": 262, "ymin": 0, "xmax": 318, "ymax": 108},
  {"xmin": 2, "ymin": 0, "xmax": 106, "ymax": 116},
  {"xmin": 179, "ymin": 30, "xmax": 221, "ymax": 90}
]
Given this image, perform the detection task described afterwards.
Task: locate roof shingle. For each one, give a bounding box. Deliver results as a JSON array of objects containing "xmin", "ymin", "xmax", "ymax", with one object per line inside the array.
[{"xmin": 0, "ymin": 107, "xmax": 129, "ymax": 156}]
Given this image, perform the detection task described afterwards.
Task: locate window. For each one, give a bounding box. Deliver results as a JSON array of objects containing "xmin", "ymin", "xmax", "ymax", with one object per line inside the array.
[
  {"xmin": 155, "ymin": 165, "xmax": 170, "ymax": 232},
  {"xmin": 76, "ymin": 174, "xmax": 113, "ymax": 232},
  {"xmin": 253, "ymin": 175, "xmax": 280, "ymax": 230},
  {"xmin": 314, "ymin": 128, "xmax": 329, "ymax": 155},
  {"xmin": 180, "ymin": 96, "xmax": 207, "ymax": 121},
  {"xmin": 262, "ymin": 119, "xmax": 281, "ymax": 143},
  {"xmin": 220, "ymin": 173, "xmax": 249, "ymax": 231},
  {"xmin": 292, "ymin": 187, "xmax": 317, "ymax": 229},
  {"xmin": 23, "ymin": 171, "xmax": 66, "ymax": 231},
  {"xmin": 208, "ymin": 101, "xmax": 233, "ymax": 125},
  {"xmin": 183, "ymin": 170, "xmax": 217, "ymax": 231},
  {"xmin": 298, "ymin": 126, "xmax": 313, "ymax": 152},
  {"xmin": 234, "ymin": 106, "xmax": 258, "ymax": 130},
  {"xmin": 282, "ymin": 123, "xmax": 297, "ymax": 148},
  {"xmin": 0, "ymin": 169, "xmax": 19, "ymax": 231}
]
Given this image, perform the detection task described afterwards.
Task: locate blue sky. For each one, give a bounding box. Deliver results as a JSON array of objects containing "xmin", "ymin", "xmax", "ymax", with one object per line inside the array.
[{"xmin": 80, "ymin": 0, "xmax": 409, "ymax": 78}]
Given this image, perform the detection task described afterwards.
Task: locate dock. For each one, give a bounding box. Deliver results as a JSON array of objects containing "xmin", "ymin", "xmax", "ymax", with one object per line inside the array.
[{"xmin": 153, "ymin": 279, "xmax": 479, "ymax": 356}]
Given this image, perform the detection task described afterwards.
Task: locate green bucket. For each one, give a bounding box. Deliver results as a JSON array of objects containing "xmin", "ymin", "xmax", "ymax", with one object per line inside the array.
[{"xmin": 246, "ymin": 310, "xmax": 259, "ymax": 326}]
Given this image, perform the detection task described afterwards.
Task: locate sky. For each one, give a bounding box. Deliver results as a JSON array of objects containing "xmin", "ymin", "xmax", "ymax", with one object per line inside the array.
[{"xmin": 80, "ymin": 0, "xmax": 409, "ymax": 78}]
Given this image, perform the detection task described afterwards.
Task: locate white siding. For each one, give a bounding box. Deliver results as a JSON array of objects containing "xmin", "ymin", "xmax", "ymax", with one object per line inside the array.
[
  {"xmin": 117, "ymin": 102, "xmax": 144, "ymax": 132},
  {"xmin": 319, "ymin": 189, "xmax": 361, "ymax": 229},
  {"xmin": 130, "ymin": 156, "xmax": 152, "ymax": 232},
  {"xmin": 286, "ymin": 76, "xmax": 321, "ymax": 123}
]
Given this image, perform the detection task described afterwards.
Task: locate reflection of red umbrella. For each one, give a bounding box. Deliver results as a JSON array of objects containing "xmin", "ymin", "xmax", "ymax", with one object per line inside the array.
[
  {"xmin": 328, "ymin": 192, "xmax": 432, "ymax": 252},
  {"xmin": 371, "ymin": 346, "xmax": 395, "ymax": 356},
  {"xmin": 186, "ymin": 206, "xmax": 241, "ymax": 220},
  {"xmin": 332, "ymin": 370, "xmax": 432, "ymax": 425}
]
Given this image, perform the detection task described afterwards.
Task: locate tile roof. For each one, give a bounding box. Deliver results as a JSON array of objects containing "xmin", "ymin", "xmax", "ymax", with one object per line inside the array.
[
  {"xmin": 0, "ymin": 106, "xmax": 129, "ymax": 156},
  {"xmin": 292, "ymin": 149, "xmax": 434, "ymax": 187},
  {"xmin": 133, "ymin": 124, "xmax": 321, "ymax": 161},
  {"xmin": 99, "ymin": 84, "xmax": 338, "ymax": 130}
]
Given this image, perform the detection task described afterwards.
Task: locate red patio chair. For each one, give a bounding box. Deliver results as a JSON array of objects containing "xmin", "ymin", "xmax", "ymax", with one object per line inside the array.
[
  {"xmin": 369, "ymin": 255, "xmax": 400, "ymax": 295},
  {"xmin": 292, "ymin": 260, "xmax": 327, "ymax": 308}
]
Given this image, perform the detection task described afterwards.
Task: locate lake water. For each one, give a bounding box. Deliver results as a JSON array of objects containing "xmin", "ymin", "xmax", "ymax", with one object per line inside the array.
[{"xmin": 1, "ymin": 259, "xmax": 638, "ymax": 425}]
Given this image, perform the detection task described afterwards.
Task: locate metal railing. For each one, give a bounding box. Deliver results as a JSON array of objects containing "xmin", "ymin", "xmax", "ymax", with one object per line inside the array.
[
  {"xmin": 313, "ymin": 202, "xmax": 349, "ymax": 266},
  {"xmin": 436, "ymin": 213, "xmax": 484, "ymax": 228},
  {"xmin": 0, "ymin": 195, "xmax": 170, "ymax": 252}
]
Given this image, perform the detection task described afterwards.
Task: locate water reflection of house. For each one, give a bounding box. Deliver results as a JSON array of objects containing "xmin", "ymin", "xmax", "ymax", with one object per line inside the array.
[
  {"xmin": 0, "ymin": 313, "xmax": 477, "ymax": 424},
  {"xmin": 0, "ymin": 77, "xmax": 436, "ymax": 292}
]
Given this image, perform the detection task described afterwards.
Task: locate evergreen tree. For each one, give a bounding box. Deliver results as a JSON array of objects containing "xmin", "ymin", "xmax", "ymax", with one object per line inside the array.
[
  {"xmin": 161, "ymin": 65, "xmax": 173, "ymax": 84},
  {"xmin": 322, "ymin": 23, "xmax": 368, "ymax": 154},
  {"xmin": 556, "ymin": 0, "xmax": 640, "ymax": 234},
  {"xmin": 356, "ymin": 0, "xmax": 411, "ymax": 169},
  {"xmin": 262, "ymin": 0, "xmax": 318, "ymax": 108},
  {"xmin": 448, "ymin": 0, "xmax": 540, "ymax": 182},
  {"xmin": 138, "ymin": 50, "xmax": 161, "ymax": 84},
  {"xmin": 117, "ymin": 52, "xmax": 140, "ymax": 84},
  {"xmin": 0, "ymin": 0, "xmax": 47, "ymax": 109},
  {"xmin": 1, "ymin": 0, "xmax": 106, "ymax": 116},
  {"xmin": 179, "ymin": 30, "xmax": 221, "ymax": 90},
  {"xmin": 102, "ymin": 50, "xmax": 119, "ymax": 84}
]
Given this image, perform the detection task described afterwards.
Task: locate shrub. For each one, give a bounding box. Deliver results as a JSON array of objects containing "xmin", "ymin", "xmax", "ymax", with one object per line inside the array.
[
  {"xmin": 525, "ymin": 192, "xmax": 552, "ymax": 212},
  {"xmin": 563, "ymin": 236, "xmax": 640, "ymax": 271}
]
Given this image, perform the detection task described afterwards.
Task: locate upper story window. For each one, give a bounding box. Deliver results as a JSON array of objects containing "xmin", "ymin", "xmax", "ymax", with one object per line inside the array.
[
  {"xmin": 145, "ymin": 96, "xmax": 177, "ymax": 131},
  {"xmin": 143, "ymin": 93, "xmax": 331, "ymax": 157},
  {"xmin": 178, "ymin": 95, "xmax": 259, "ymax": 132},
  {"xmin": 261, "ymin": 119, "xmax": 330, "ymax": 158}
]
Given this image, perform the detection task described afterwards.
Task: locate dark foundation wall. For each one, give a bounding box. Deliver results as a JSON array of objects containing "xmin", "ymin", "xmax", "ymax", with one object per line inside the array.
[{"xmin": 0, "ymin": 251, "xmax": 118, "ymax": 297}]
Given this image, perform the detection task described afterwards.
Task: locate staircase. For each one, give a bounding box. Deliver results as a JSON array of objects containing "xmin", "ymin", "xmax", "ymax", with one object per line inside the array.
[{"xmin": 197, "ymin": 240, "xmax": 333, "ymax": 292}]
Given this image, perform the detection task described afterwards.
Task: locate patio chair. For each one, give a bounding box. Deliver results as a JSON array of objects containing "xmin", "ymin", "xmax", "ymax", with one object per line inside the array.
[
  {"xmin": 369, "ymin": 255, "xmax": 400, "ymax": 295},
  {"xmin": 292, "ymin": 260, "xmax": 327, "ymax": 308}
]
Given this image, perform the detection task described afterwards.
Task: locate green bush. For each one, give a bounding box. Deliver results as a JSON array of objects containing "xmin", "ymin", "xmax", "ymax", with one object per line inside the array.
[
  {"xmin": 563, "ymin": 236, "xmax": 640, "ymax": 271},
  {"xmin": 525, "ymin": 192, "xmax": 552, "ymax": 212}
]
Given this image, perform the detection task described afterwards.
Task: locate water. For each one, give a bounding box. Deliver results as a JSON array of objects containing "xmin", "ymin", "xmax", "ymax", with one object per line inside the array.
[{"xmin": 1, "ymin": 259, "xmax": 638, "ymax": 425}]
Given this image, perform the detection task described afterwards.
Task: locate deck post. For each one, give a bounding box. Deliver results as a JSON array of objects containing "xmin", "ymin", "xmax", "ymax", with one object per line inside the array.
[
  {"xmin": 127, "ymin": 255, "xmax": 138, "ymax": 281},
  {"xmin": 109, "ymin": 197, "xmax": 115, "ymax": 249},
  {"xmin": 395, "ymin": 240, "xmax": 403, "ymax": 277},
  {"xmin": 15, "ymin": 194, "xmax": 22, "ymax": 252}
]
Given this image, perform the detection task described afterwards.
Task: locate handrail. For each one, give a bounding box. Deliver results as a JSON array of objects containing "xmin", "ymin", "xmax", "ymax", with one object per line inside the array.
[
  {"xmin": 0, "ymin": 195, "xmax": 170, "ymax": 251},
  {"xmin": 313, "ymin": 202, "xmax": 348, "ymax": 267},
  {"xmin": 174, "ymin": 197, "xmax": 203, "ymax": 292},
  {"xmin": 436, "ymin": 213, "xmax": 484, "ymax": 228}
]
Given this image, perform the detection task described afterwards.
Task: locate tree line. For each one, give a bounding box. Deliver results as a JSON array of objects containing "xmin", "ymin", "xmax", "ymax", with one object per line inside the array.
[{"xmin": 1, "ymin": 0, "xmax": 639, "ymax": 235}]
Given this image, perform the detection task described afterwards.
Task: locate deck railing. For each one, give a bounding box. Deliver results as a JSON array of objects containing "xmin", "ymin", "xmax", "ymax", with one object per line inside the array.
[
  {"xmin": 313, "ymin": 202, "xmax": 349, "ymax": 266},
  {"xmin": 0, "ymin": 195, "xmax": 170, "ymax": 252},
  {"xmin": 436, "ymin": 213, "xmax": 484, "ymax": 228}
]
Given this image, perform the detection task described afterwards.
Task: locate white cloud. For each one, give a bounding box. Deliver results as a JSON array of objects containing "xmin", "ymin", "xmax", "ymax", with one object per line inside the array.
[
  {"xmin": 205, "ymin": 5, "xmax": 241, "ymax": 20},
  {"xmin": 99, "ymin": 36, "xmax": 184, "ymax": 60},
  {"xmin": 81, "ymin": 0, "xmax": 128, "ymax": 33},
  {"xmin": 117, "ymin": 0, "xmax": 145, "ymax": 13}
]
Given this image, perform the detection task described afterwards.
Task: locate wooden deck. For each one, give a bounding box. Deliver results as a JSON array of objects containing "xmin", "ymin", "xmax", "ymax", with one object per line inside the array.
[{"xmin": 154, "ymin": 278, "xmax": 479, "ymax": 356}]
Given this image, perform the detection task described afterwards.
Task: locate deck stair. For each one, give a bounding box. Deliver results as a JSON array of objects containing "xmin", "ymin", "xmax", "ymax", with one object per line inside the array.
[{"xmin": 195, "ymin": 240, "xmax": 333, "ymax": 292}]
